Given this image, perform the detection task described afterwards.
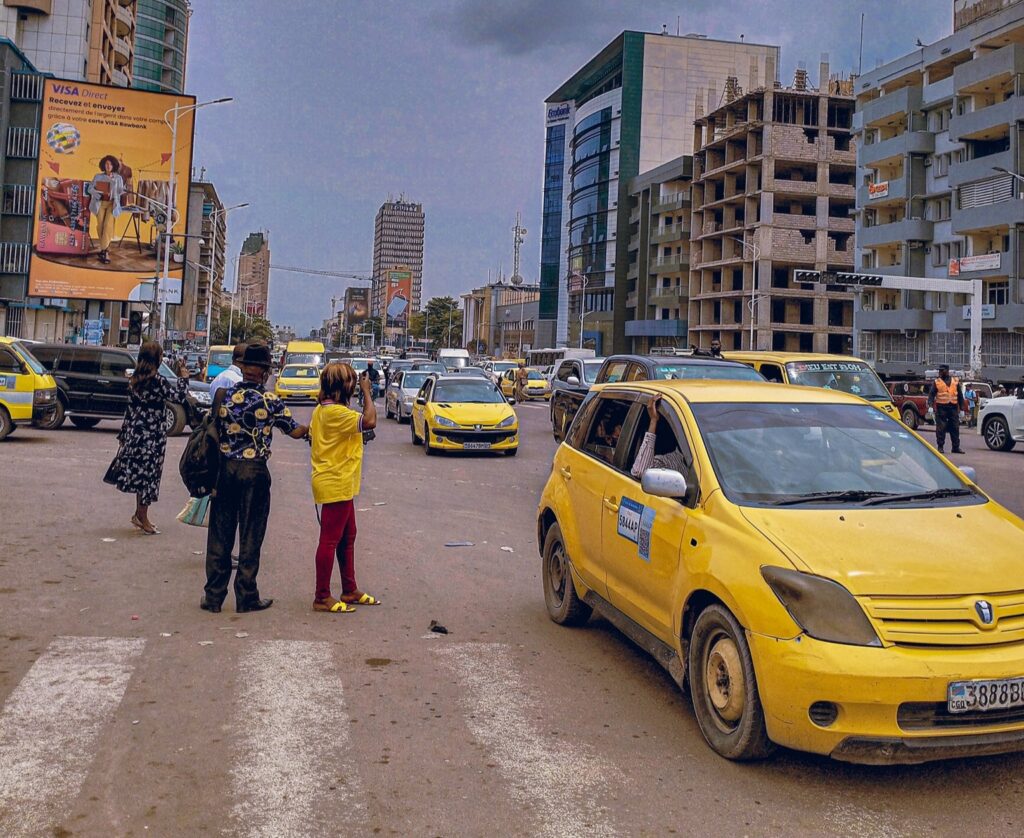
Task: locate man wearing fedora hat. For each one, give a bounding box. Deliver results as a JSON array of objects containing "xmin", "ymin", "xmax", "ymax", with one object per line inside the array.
[{"xmin": 200, "ymin": 343, "xmax": 309, "ymax": 614}]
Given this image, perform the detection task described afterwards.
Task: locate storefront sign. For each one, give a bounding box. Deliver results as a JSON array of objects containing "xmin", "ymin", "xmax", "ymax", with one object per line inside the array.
[
  {"xmin": 962, "ymin": 304, "xmax": 996, "ymax": 319},
  {"xmin": 948, "ymin": 253, "xmax": 1002, "ymax": 275},
  {"xmin": 867, "ymin": 181, "xmax": 889, "ymax": 199}
]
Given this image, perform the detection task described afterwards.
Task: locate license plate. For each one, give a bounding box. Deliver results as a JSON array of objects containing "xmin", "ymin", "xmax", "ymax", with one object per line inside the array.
[
  {"xmin": 463, "ymin": 441, "xmax": 491, "ymax": 450},
  {"xmin": 947, "ymin": 677, "xmax": 1024, "ymax": 713}
]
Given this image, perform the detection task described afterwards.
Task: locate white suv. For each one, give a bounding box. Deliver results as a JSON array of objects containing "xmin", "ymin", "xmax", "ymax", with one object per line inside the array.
[{"xmin": 979, "ymin": 387, "xmax": 1024, "ymax": 451}]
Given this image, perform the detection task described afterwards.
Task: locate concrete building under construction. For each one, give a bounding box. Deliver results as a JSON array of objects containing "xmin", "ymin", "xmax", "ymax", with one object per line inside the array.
[{"xmin": 688, "ymin": 59, "xmax": 857, "ymax": 352}]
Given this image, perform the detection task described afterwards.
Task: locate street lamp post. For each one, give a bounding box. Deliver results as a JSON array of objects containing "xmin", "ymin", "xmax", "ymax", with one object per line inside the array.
[
  {"xmin": 727, "ymin": 235, "xmax": 761, "ymax": 350},
  {"xmin": 154, "ymin": 97, "xmax": 232, "ymax": 343},
  {"xmin": 579, "ymin": 304, "xmax": 600, "ymax": 349},
  {"xmin": 206, "ymin": 202, "xmax": 249, "ymax": 349}
]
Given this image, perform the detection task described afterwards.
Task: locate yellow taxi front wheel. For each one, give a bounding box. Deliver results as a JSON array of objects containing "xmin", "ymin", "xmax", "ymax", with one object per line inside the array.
[
  {"xmin": 542, "ymin": 522, "xmax": 592, "ymax": 626},
  {"xmin": 0, "ymin": 407, "xmax": 13, "ymax": 440},
  {"xmin": 688, "ymin": 604, "xmax": 774, "ymax": 761}
]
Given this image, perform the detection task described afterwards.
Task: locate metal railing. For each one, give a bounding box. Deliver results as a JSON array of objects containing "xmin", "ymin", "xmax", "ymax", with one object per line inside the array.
[
  {"xmin": 0, "ymin": 241, "xmax": 31, "ymax": 274},
  {"xmin": 2, "ymin": 184, "xmax": 34, "ymax": 216},
  {"xmin": 9, "ymin": 72, "xmax": 44, "ymax": 102},
  {"xmin": 6, "ymin": 127, "xmax": 38, "ymax": 158}
]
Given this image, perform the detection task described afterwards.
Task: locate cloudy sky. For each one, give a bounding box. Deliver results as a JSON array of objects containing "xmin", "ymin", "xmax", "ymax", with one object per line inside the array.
[{"xmin": 187, "ymin": 0, "xmax": 949, "ymax": 333}]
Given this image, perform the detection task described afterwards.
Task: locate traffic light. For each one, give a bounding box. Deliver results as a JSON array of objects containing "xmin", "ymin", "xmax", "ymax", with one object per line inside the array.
[{"xmin": 128, "ymin": 311, "xmax": 143, "ymax": 344}]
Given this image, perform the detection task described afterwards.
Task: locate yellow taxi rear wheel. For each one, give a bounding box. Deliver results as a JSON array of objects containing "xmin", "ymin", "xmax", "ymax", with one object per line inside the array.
[
  {"xmin": 542, "ymin": 522, "xmax": 592, "ymax": 626},
  {"xmin": 0, "ymin": 407, "xmax": 13, "ymax": 440},
  {"xmin": 688, "ymin": 604, "xmax": 774, "ymax": 761}
]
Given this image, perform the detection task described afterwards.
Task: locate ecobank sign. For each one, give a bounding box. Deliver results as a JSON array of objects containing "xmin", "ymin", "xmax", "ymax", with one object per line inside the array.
[{"xmin": 546, "ymin": 103, "xmax": 571, "ymax": 123}]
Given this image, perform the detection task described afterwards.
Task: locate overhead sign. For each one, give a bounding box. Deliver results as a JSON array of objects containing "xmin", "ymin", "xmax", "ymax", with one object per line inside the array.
[
  {"xmin": 345, "ymin": 286, "xmax": 369, "ymax": 329},
  {"xmin": 546, "ymin": 102, "xmax": 571, "ymax": 123},
  {"xmin": 795, "ymin": 270, "xmax": 885, "ymax": 290},
  {"xmin": 385, "ymin": 268, "xmax": 412, "ymax": 326},
  {"xmin": 28, "ymin": 79, "xmax": 195, "ymax": 303},
  {"xmin": 867, "ymin": 181, "xmax": 889, "ymax": 199},
  {"xmin": 949, "ymin": 253, "xmax": 1001, "ymax": 275}
]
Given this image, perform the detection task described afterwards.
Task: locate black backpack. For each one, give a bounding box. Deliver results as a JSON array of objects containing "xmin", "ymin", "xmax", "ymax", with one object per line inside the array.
[{"xmin": 179, "ymin": 389, "xmax": 226, "ymax": 497}]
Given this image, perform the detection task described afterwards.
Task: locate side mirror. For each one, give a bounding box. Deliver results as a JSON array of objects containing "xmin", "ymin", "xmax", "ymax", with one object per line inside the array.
[
  {"xmin": 415, "ymin": 396, "xmax": 426, "ymax": 406},
  {"xmin": 960, "ymin": 466, "xmax": 978, "ymax": 483},
  {"xmin": 508, "ymin": 397, "xmax": 516, "ymax": 405},
  {"xmin": 566, "ymin": 375, "xmax": 580, "ymax": 386},
  {"xmin": 641, "ymin": 467, "xmax": 698, "ymax": 506},
  {"xmin": 125, "ymin": 368, "xmax": 134, "ymax": 378}
]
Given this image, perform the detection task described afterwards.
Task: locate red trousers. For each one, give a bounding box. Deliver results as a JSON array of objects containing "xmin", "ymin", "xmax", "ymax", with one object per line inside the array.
[{"xmin": 315, "ymin": 500, "xmax": 357, "ymax": 601}]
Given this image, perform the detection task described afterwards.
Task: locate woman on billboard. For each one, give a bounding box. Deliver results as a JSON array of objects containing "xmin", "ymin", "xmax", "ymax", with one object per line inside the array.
[{"xmin": 89, "ymin": 155, "xmax": 125, "ymax": 264}]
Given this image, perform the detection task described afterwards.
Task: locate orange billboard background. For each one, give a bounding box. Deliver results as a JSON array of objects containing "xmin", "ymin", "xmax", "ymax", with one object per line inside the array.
[{"xmin": 28, "ymin": 78, "xmax": 195, "ymax": 302}]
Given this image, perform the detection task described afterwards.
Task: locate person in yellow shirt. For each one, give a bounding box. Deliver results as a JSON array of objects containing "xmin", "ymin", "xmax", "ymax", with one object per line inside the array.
[{"xmin": 310, "ymin": 362, "xmax": 379, "ymax": 613}]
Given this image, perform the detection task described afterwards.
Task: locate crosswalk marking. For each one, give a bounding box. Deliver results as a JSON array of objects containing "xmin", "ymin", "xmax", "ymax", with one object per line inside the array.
[
  {"xmin": 230, "ymin": 640, "xmax": 365, "ymax": 836},
  {"xmin": 437, "ymin": 642, "xmax": 620, "ymax": 838},
  {"xmin": 0, "ymin": 636, "xmax": 146, "ymax": 837}
]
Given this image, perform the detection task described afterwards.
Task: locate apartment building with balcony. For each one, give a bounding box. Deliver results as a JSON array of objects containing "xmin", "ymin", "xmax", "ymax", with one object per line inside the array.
[
  {"xmin": 540, "ymin": 30, "xmax": 779, "ymax": 353},
  {"xmin": 689, "ymin": 62, "xmax": 857, "ymax": 353},
  {"xmin": 371, "ymin": 197, "xmax": 424, "ymax": 319},
  {"xmin": 623, "ymin": 155, "xmax": 691, "ymax": 352},
  {"xmin": 853, "ymin": 0, "xmax": 1024, "ymax": 381},
  {"xmin": 0, "ymin": 0, "xmax": 137, "ymax": 87},
  {"xmin": 131, "ymin": 0, "xmax": 189, "ymax": 94}
]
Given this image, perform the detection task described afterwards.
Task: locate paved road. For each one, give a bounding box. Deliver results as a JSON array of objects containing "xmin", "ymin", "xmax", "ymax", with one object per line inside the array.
[{"xmin": 0, "ymin": 401, "xmax": 1022, "ymax": 837}]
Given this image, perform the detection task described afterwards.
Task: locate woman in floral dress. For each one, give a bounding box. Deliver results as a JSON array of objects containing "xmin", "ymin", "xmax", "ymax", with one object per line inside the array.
[{"xmin": 115, "ymin": 341, "xmax": 187, "ymax": 534}]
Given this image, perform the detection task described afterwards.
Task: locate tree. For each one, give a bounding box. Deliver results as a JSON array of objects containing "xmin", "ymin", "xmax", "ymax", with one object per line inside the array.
[
  {"xmin": 211, "ymin": 312, "xmax": 273, "ymax": 344},
  {"xmin": 419, "ymin": 296, "xmax": 462, "ymax": 349}
]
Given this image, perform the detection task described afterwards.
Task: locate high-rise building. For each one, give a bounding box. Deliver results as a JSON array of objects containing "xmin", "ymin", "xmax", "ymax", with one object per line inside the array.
[
  {"xmin": 131, "ymin": 0, "xmax": 189, "ymax": 94},
  {"xmin": 853, "ymin": 0, "xmax": 1024, "ymax": 381},
  {"xmin": 540, "ymin": 30, "xmax": 780, "ymax": 352},
  {"xmin": 167, "ymin": 178, "xmax": 225, "ymax": 340},
  {"xmin": 236, "ymin": 231, "xmax": 270, "ymax": 319},
  {"xmin": 371, "ymin": 197, "xmax": 424, "ymax": 319},
  {"xmin": 690, "ymin": 61, "xmax": 856, "ymax": 353},
  {"xmin": 0, "ymin": 0, "xmax": 137, "ymax": 87}
]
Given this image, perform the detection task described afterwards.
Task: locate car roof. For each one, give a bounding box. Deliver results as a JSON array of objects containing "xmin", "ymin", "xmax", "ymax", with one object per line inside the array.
[
  {"xmin": 593, "ymin": 378, "xmax": 872, "ymax": 406},
  {"xmin": 724, "ymin": 351, "xmax": 871, "ymax": 364},
  {"xmin": 602, "ymin": 353, "xmax": 750, "ymax": 368}
]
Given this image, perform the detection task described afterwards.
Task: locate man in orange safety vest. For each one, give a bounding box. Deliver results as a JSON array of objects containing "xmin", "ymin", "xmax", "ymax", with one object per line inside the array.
[{"xmin": 926, "ymin": 363, "xmax": 966, "ymax": 454}]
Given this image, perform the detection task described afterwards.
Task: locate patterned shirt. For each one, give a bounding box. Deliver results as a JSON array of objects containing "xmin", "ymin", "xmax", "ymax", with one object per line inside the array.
[{"xmin": 216, "ymin": 382, "xmax": 298, "ymax": 461}]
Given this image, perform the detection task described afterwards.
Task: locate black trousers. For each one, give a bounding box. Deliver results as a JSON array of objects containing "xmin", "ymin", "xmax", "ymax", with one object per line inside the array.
[
  {"xmin": 935, "ymin": 404, "xmax": 961, "ymax": 452},
  {"xmin": 204, "ymin": 459, "xmax": 272, "ymax": 606}
]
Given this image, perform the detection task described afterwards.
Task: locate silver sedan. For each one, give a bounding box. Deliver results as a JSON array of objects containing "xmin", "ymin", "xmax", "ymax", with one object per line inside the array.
[{"xmin": 384, "ymin": 370, "xmax": 435, "ymax": 422}]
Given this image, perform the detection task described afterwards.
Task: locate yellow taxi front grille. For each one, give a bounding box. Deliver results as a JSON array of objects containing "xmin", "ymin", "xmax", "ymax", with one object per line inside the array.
[{"xmin": 861, "ymin": 592, "xmax": 1024, "ymax": 646}]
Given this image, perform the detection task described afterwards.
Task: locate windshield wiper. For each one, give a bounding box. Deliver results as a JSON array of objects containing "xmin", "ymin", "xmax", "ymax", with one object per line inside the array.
[
  {"xmin": 861, "ymin": 487, "xmax": 976, "ymax": 506},
  {"xmin": 770, "ymin": 490, "xmax": 890, "ymax": 506}
]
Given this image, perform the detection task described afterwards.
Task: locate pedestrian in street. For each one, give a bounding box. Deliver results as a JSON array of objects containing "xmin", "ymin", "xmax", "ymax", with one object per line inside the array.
[
  {"xmin": 365, "ymin": 359, "xmax": 381, "ymax": 400},
  {"xmin": 310, "ymin": 362, "xmax": 380, "ymax": 613},
  {"xmin": 964, "ymin": 384, "xmax": 977, "ymax": 428},
  {"xmin": 200, "ymin": 343, "xmax": 309, "ymax": 614},
  {"xmin": 927, "ymin": 364, "xmax": 966, "ymax": 454},
  {"xmin": 174, "ymin": 356, "xmax": 190, "ymax": 379},
  {"xmin": 514, "ymin": 361, "xmax": 528, "ymax": 402},
  {"xmin": 208, "ymin": 342, "xmax": 245, "ymax": 397},
  {"xmin": 113, "ymin": 341, "xmax": 188, "ymax": 535}
]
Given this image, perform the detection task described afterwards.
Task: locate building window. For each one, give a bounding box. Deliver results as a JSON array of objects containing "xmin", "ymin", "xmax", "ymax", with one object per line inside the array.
[{"xmin": 986, "ymin": 280, "xmax": 1010, "ymax": 306}]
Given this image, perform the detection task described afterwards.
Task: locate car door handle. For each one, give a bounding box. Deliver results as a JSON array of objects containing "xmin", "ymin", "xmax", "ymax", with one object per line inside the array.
[
  {"xmin": 603, "ymin": 496, "xmax": 619, "ymax": 512},
  {"xmin": 559, "ymin": 466, "xmax": 572, "ymax": 480}
]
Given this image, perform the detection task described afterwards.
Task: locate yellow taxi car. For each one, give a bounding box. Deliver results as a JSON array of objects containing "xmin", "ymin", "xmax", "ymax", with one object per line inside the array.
[
  {"xmin": 0, "ymin": 336, "xmax": 58, "ymax": 440},
  {"xmin": 274, "ymin": 364, "xmax": 321, "ymax": 401},
  {"xmin": 499, "ymin": 367, "xmax": 551, "ymax": 401},
  {"xmin": 411, "ymin": 374, "xmax": 518, "ymax": 455},
  {"xmin": 724, "ymin": 352, "xmax": 902, "ymax": 422},
  {"xmin": 537, "ymin": 378, "xmax": 1024, "ymax": 764}
]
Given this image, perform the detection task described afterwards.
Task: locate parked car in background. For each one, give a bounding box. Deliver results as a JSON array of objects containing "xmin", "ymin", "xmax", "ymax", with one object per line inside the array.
[
  {"xmin": 978, "ymin": 386, "xmax": 1024, "ymax": 451},
  {"xmin": 594, "ymin": 354, "xmax": 765, "ymax": 385},
  {"xmin": 30, "ymin": 343, "xmax": 196, "ymax": 435},
  {"xmin": 0, "ymin": 336, "xmax": 57, "ymax": 441},
  {"xmin": 888, "ymin": 377, "xmax": 995, "ymax": 430},
  {"xmin": 549, "ymin": 356, "xmax": 606, "ymax": 443},
  {"xmin": 384, "ymin": 369, "xmax": 434, "ymax": 422}
]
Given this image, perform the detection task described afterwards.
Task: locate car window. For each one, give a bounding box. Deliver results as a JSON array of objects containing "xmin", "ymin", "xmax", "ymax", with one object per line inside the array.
[
  {"xmin": 68, "ymin": 351, "xmax": 101, "ymax": 375},
  {"xmin": 759, "ymin": 363, "xmax": 784, "ymax": 383},
  {"xmin": 419, "ymin": 379, "xmax": 433, "ymax": 401},
  {"xmin": 601, "ymin": 361, "xmax": 629, "ymax": 383},
  {"xmin": 625, "ymin": 363, "xmax": 647, "ymax": 382},
  {"xmin": 100, "ymin": 352, "xmax": 132, "ymax": 377},
  {"xmin": 0, "ymin": 347, "xmax": 21, "ymax": 374},
  {"xmin": 566, "ymin": 396, "xmax": 600, "ymax": 449},
  {"xmin": 581, "ymin": 396, "xmax": 634, "ymax": 467},
  {"xmin": 622, "ymin": 399, "xmax": 695, "ymax": 482}
]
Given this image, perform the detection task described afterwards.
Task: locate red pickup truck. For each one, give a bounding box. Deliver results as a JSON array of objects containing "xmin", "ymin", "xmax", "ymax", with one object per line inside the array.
[{"xmin": 888, "ymin": 379, "xmax": 994, "ymax": 430}]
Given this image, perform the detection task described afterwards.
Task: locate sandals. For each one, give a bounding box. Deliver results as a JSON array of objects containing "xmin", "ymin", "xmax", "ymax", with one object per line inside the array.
[
  {"xmin": 313, "ymin": 597, "xmax": 355, "ymax": 614},
  {"xmin": 131, "ymin": 515, "xmax": 160, "ymax": 535},
  {"xmin": 341, "ymin": 591, "xmax": 381, "ymax": 606}
]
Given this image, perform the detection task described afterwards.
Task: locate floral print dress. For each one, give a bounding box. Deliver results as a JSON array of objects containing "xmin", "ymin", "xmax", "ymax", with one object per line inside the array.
[{"xmin": 115, "ymin": 374, "xmax": 188, "ymax": 504}]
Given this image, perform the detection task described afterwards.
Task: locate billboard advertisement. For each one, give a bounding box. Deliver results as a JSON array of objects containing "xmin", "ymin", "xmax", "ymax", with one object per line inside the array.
[
  {"xmin": 385, "ymin": 269, "xmax": 412, "ymax": 326},
  {"xmin": 345, "ymin": 286, "xmax": 369, "ymax": 329},
  {"xmin": 28, "ymin": 79, "xmax": 196, "ymax": 303}
]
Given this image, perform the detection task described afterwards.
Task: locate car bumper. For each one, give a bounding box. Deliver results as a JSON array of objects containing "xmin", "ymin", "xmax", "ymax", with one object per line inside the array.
[
  {"xmin": 276, "ymin": 389, "xmax": 318, "ymax": 401},
  {"xmin": 429, "ymin": 427, "xmax": 518, "ymax": 450},
  {"xmin": 748, "ymin": 631, "xmax": 1024, "ymax": 764},
  {"xmin": 30, "ymin": 401, "xmax": 56, "ymax": 426}
]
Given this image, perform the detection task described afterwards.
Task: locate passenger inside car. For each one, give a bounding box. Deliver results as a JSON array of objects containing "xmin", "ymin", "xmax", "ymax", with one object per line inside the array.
[
  {"xmin": 584, "ymin": 399, "xmax": 630, "ymax": 465},
  {"xmin": 630, "ymin": 395, "xmax": 690, "ymax": 479}
]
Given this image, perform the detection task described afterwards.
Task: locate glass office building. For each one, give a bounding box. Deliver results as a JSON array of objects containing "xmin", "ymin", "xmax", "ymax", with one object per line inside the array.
[{"xmin": 131, "ymin": 0, "xmax": 189, "ymax": 94}]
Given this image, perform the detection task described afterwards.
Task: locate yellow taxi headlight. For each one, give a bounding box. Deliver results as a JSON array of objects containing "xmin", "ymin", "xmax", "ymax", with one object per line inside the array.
[
  {"xmin": 761, "ymin": 566, "xmax": 880, "ymax": 647},
  {"xmin": 497, "ymin": 414, "xmax": 516, "ymax": 428}
]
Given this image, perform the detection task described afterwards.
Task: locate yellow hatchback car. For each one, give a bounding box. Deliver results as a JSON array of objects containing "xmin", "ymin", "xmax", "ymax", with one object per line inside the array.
[
  {"xmin": 274, "ymin": 364, "xmax": 321, "ymax": 401},
  {"xmin": 499, "ymin": 368, "xmax": 551, "ymax": 401},
  {"xmin": 537, "ymin": 379, "xmax": 1024, "ymax": 764},
  {"xmin": 411, "ymin": 374, "xmax": 518, "ymax": 455}
]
